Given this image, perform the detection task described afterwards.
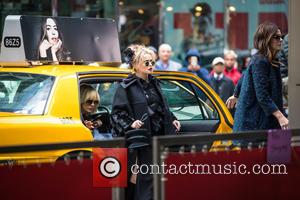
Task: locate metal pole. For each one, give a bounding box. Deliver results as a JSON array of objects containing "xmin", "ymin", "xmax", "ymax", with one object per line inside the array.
[
  {"xmin": 52, "ymin": 0, "xmax": 58, "ymax": 17},
  {"xmin": 112, "ymin": 187, "xmax": 125, "ymax": 200},
  {"xmin": 158, "ymin": 0, "xmax": 165, "ymax": 44},
  {"xmin": 115, "ymin": 0, "xmax": 120, "ymax": 32},
  {"xmin": 153, "ymin": 136, "xmax": 162, "ymax": 200},
  {"xmin": 224, "ymin": 0, "xmax": 229, "ymax": 50}
]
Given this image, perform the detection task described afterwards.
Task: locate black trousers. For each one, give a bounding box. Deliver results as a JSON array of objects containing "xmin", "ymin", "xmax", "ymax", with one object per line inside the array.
[{"xmin": 126, "ymin": 146, "xmax": 153, "ymax": 200}]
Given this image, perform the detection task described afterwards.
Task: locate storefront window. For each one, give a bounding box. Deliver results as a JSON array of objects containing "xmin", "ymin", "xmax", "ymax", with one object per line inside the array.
[
  {"xmin": 0, "ymin": 0, "xmax": 51, "ymax": 41},
  {"xmin": 161, "ymin": 0, "xmax": 288, "ymax": 68},
  {"xmin": 118, "ymin": 0, "xmax": 160, "ymax": 51}
]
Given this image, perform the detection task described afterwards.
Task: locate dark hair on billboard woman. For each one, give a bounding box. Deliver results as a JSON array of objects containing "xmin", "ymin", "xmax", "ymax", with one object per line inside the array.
[{"xmin": 38, "ymin": 17, "xmax": 71, "ymax": 62}]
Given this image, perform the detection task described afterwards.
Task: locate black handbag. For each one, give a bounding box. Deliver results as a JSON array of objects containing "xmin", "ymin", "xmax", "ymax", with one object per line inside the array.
[{"xmin": 125, "ymin": 128, "xmax": 151, "ymax": 149}]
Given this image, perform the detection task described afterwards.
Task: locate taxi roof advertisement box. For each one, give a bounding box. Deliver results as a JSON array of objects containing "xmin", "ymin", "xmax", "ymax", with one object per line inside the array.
[{"xmin": 0, "ymin": 15, "xmax": 121, "ymax": 64}]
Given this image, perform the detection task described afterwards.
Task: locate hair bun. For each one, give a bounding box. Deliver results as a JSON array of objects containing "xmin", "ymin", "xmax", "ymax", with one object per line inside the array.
[{"xmin": 123, "ymin": 47, "xmax": 135, "ymax": 65}]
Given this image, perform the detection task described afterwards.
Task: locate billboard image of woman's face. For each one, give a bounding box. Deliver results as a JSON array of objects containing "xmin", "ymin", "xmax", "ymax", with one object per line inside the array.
[
  {"xmin": 45, "ymin": 18, "xmax": 59, "ymax": 45},
  {"xmin": 38, "ymin": 17, "xmax": 63, "ymax": 62},
  {"xmin": 20, "ymin": 15, "xmax": 121, "ymax": 63}
]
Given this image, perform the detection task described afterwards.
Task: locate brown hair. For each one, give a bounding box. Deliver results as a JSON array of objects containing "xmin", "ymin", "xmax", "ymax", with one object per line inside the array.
[{"xmin": 253, "ymin": 22, "xmax": 280, "ymax": 66}]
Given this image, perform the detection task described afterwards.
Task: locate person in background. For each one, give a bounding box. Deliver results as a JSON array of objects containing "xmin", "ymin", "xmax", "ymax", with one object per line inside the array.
[
  {"xmin": 277, "ymin": 34, "xmax": 288, "ymax": 115},
  {"xmin": 223, "ymin": 50, "xmax": 241, "ymax": 85},
  {"xmin": 210, "ymin": 57, "xmax": 235, "ymax": 103},
  {"xmin": 230, "ymin": 22, "xmax": 288, "ymax": 132},
  {"xmin": 277, "ymin": 34, "xmax": 288, "ymax": 78},
  {"xmin": 80, "ymin": 84, "xmax": 112, "ymax": 140},
  {"xmin": 181, "ymin": 48, "xmax": 211, "ymax": 84},
  {"xmin": 155, "ymin": 43, "xmax": 182, "ymax": 71},
  {"xmin": 241, "ymin": 56, "xmax": 251, "ymax": 74}
]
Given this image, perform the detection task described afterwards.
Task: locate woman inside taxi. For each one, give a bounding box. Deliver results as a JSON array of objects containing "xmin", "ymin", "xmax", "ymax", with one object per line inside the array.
[{"xmin": 80, "ymin": 84, "xmax": 112, "ymax": 140}]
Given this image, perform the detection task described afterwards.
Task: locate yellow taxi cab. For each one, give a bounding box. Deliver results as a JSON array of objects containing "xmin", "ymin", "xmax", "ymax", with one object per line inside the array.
[{"xmin": 0, "ymin": 15, "xmax": 233, "ymax": 164}]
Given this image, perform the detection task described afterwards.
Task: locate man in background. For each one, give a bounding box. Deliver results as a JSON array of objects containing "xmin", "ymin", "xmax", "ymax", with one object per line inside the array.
[
  {"xmin": 223, "ymin": 50, "xmax": 241, "ymax": 85},
  {"xmin": 210, "ymin": 57, "xmax": 235, "ymax": 103},
  {"xmin": 156, "ymin": 43, "xmax": 182, "ymax": 71}
]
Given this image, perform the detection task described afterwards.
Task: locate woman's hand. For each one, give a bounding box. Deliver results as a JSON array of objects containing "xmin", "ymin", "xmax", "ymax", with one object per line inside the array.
[
  {"xmin": 39, "ymin": 39, "xmax": 52, "ymax": 58},
  {"xmin": 226, "ymin": 95, "xmax": 238, "ymax": 109},
  {"xmin": 51, "ymin": 39, "xmax": 62, "ymax": 53},
  {"xmin": 187, "ymin": 64, "xmax": 200, "ymax": 71},
  {"xmin": 173, "ymin": 120, "xmax": 181, "ymax": 132},
  {"xmin": 51, "ymin": 39, "xmax": 62, "ymax": 62},
  {"xmin": 278, "ymin": 115, "xmax": 289, "ymax": 130},
  {"xmin": 84, "ymin": 120, "xmax": 94, "ymax": 130},
  {"xmin": 92, "ymin": 119, "xmax": 103, "ymax": 128},
  {"xmin": 273, "ymin": 110, "xmax": 289, "ymax": 130},
  {"xmin": 131, "ymin": 120, "xmax": 144, "ymax": 129}
]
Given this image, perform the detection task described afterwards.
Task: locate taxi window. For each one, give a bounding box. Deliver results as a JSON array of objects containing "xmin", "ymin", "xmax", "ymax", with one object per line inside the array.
[
  {"xmin": 97, "ymin": 82, "xmax": 119, "ymax": 111},
  {"xmin": 0, "ymin": 72, "xmax": 54, "ymax": 114},
  {"xmin": 82, "ymin": 79, "xmax": 219, "ymax": 121},
  {"xmin": 160, "ymin": 80, "xmax": 219, "ymax": 120}
]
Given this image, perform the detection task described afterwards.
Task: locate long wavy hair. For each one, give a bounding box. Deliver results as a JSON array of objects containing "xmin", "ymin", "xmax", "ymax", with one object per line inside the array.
[
  {"xmin": 37, "ymin": 17, "xmax": 65, "ymax": 61},
  {"xmin": 253, "ymin": 22, "xmax": 280, "ymax": 67}
]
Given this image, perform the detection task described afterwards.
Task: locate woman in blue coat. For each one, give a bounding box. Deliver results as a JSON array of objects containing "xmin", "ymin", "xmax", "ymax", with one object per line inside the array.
[{"xmin": 233, "ymin": 22, "xmax": 289, "ymax": 132}]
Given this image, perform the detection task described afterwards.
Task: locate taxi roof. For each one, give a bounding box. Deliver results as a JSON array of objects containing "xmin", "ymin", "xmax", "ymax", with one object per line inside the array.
[{"xmin": 0, "ymin": 64, "xmax": 130, "ymax": 77}]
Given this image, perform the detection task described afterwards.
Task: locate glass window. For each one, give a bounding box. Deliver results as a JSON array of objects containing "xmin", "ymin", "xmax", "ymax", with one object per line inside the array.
[
  {"xmin": 97, "ymin": 81, "xmax": 119, "ymax": 111},
  {"xmin": 159, "ymin": 79, "xmax": 219, "ymax": 120},
  {"xmin": 162, "ymin": 0, "xmax": 288, "ymax": 70},
  {"xmin": 81, "ymin": 81, "xmax": 119, "ymax": 112},
  {"xmin": 0, "ymin": 73, "xmax": 54, "ymax": 114},
  {"xmin": 82, "ymin": 79, "xmax": 218, "ymax": 121},
  {"xmin": 118, "ymin": 0, "xmax": 159, "ymax": 50}
]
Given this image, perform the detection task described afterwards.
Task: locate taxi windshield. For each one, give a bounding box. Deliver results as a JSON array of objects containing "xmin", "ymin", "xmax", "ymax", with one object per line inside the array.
[{"xmin": 0, "ymin": 72, "xmax": 54, "ymax": 115}]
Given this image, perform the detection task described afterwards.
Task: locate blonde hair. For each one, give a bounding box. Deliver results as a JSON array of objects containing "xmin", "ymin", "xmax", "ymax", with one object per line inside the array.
[
  {"xmin": 224, "ymin": 49, "xmax": 238, "ymax": 59},
  {"xmin": 129, "ymin": 44, "xmax": 157, "ymax": 72},
  {"xmin": 80, "ymin": 84, "xmax": 100, "ymax": 113}
]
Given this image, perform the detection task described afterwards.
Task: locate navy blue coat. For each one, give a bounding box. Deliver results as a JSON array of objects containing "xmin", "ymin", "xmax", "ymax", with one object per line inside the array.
[
  {"xmin": 233, "ymin": 54, "xmax": 283, "ymax": 131},
  {"xmin": 111, "ymin": 74, "xmax": 176, "ymax": 136}
]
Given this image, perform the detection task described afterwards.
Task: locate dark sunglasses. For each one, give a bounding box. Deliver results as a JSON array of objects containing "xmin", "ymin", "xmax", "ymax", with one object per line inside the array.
[
  {"xmin": 272, "ymin": 35, "xmax": 284, "ymax": 41},
  {"xmin": 85, "ymin": 99, "xmax": 99, "ymax": 105},
  {"xmin": 144, "ymin": 60, "xmax": 156, "ymax": 67}
]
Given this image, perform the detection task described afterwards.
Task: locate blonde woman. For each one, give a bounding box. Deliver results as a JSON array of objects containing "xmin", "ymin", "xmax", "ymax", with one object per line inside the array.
[
  {"xmin": 111, "ymin": 45, "xmax": 180, "ymax": 199},
  {"xmin": 80, "ymin": 84, "xmax": 112, "ymax": 140}
]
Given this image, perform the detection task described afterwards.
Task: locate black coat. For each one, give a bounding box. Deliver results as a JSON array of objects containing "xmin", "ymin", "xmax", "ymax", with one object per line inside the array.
[
  {"xmin": 111, "ymin": 74, "xmax": 176, "ymax": 136},
  {"xmin": 210, "ymin": 75, "xmax": 235, "ymax": 103},
  {"xmin": 111, "ymin": 74, "xmax": 176, "ymax": 200}
]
